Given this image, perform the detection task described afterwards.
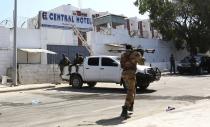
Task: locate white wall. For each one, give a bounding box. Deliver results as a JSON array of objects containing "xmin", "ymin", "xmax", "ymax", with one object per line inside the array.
[
  {"xmin": 17, "ymin": 28, "xmax": 41, "ymax": 48},
  {"xmin": 17, "ymin": 28, "xmax": 76, "ymax": 49},
  {"xmin": 18, "ymin": 64, "xmax": 61, "ymax": 84},
  {"xmin": 0, "ymin": 27, "xmax": 13, "ymax": 76},
  {"xmin": 16, "ymin": 28, "xmax": 76, "ymax": 64},
  {"xmin": 0, "ymin": 27, "xmax": 12, "ymax": 48},
  {"xmin": 0, "ymin": 50, "xmax": 13, "ymax": 76},
  {"xmin": 40, "ymin": 28, "xmax": 75, "ymax": 46}
]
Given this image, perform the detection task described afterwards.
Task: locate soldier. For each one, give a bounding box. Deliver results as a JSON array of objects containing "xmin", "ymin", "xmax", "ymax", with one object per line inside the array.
[
  {"xmin": 120, "ymin": 44, "xmax": 144, "ymax": 119},
  {"xmin": 58, "ymin": 54, "xmax": 71, "ymax": 76},
  {"xmin": 69, "ymin": 53, "xmax": 84, "ymax": 74},
  {"xmin": 170, "ymin": 54, "xmax": 176, "ymax": 74}
]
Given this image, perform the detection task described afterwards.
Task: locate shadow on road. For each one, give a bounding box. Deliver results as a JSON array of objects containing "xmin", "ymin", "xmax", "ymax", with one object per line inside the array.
[
  {"xmin": 163, "ymin": 73, "xmax": 210, "ymax": 78},
  {"xmin": 47, "ymin": 86, "xmax": 157, "ymax": 95},
  {"xmin": 96, "ymin": 116, "xmax": 125, "ymax": 126}
]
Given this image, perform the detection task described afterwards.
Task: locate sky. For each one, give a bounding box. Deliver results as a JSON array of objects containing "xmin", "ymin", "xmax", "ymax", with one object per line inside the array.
[{"xmin": 0, "ymin": 0, "xmax": 148, "ymax": 25}]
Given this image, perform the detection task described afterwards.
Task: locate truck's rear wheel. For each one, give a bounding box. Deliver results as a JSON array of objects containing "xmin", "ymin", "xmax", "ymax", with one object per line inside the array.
[
  {"xmin": 137, "ymin": 81, "xmax": 150, "ymax": 90},
  {"xmin": 140, "ymin": 81, "xmax": 150, "ymax": 90},
  {"xmin": 87, "ymin": 82, "xmax": 97, "ymax": 88},
  {"xmin": 70, "ymin": 75, "xmax": 83, "ymax": 88}
]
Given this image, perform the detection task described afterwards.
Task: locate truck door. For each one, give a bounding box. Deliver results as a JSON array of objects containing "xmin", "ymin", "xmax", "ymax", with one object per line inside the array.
[
  {"xmin": 100, "ymin": 57, "xmax": 121, "ymax": 82},
  {"xmin": 84, "ymin": 57, "xmax": 100, "ymax": 82}
]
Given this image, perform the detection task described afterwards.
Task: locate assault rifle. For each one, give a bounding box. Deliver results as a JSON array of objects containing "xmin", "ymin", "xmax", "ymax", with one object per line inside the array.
[
  {"xmin": 108, "ymin": 43, "xmax": 155, "ymax": 55},
  {"xmin": 108, "ymin": 48, "xmax": 155, "ymax": 55},
  {"xmin": 108, "ymin": 44, "xmax": 155, "ymax": 55}
]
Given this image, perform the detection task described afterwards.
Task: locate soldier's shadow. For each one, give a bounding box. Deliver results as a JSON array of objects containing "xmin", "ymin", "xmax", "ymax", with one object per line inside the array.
[
  {"xmin": 96, "ymin": 116, "xmax": 126, "ymax": 126},
  {"xmin": 49, "ymin": 86, "xmax": 156, "ymax": 95}
]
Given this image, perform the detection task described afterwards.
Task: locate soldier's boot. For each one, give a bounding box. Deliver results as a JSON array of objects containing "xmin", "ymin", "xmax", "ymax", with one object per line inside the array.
[{"xmin": 120, "ymin": 106, "xmax": 130, "ymax": 119}]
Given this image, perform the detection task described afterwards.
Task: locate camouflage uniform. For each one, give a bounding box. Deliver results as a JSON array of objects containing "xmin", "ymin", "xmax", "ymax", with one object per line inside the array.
[
  {"xmin": 120, "ymin": 50, "xmax": 144, "ymax": 117},
  {"xmin": 59, "ymin": 54, "xmax": 71, "ymax": 76},
  {"xmin": 69, "ymin": 53, "xmax": 84, "ymax": 73}
]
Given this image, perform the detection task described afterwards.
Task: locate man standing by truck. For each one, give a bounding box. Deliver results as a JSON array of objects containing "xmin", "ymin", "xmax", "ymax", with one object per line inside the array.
[
  {"xmin": 58, "ymin": 54, "xmax": 71, "ymax": 76},
  {"xmin": 120, "ymin": 44, "xmax": 144, "ymax": 119},
  {"xmin": 69, "ymin": 53, "xmax": 84, "ymax": 74}
]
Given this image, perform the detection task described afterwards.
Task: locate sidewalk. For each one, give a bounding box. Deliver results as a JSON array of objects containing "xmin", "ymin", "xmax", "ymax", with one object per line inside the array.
[
  {"xmin": 161, "ymin": 71, "xmax": 177, "ymax": 76},
  {"xmin": 0, "ymin": 83, "xmax": 56, "ymax": 93},
  {"xmin": 161, "ymin": 71, "xmax": 170, "ymax": 76},
  {"xmin": 116, "ymin": 99, "xmax": 210, "ymax": 127}
]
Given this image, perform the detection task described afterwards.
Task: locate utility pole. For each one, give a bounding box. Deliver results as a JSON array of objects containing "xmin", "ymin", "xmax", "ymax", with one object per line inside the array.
[{"xmin": 13, "ymin": 0, "xmax": 17, "ymax": 85}]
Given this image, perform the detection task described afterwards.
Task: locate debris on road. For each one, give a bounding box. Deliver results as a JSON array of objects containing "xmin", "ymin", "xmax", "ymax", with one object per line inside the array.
[
  {"xmin": 166, "ymin": 106, "xmax": 175, "ymax": 112},
  {"xmin": 31, "ymin": 100, "xmax": 41, "ymax": 105}
]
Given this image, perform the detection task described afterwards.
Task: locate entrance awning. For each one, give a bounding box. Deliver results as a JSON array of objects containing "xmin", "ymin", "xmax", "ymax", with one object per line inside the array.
[{"xmin": 19, "ymin": 48, "xmax": 57, "ymax": 54}]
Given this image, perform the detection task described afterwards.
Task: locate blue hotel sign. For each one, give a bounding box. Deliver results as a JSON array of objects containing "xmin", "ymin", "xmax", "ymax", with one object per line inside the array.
[{"xmin": 39, "ymin": 11, "xmax": 93, "ymax": 30}]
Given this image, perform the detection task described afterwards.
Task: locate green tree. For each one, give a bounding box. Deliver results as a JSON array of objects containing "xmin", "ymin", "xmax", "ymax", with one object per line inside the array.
[{"xmin": 134, "ymin": 0, "xmax": 210, "ymax": 54}]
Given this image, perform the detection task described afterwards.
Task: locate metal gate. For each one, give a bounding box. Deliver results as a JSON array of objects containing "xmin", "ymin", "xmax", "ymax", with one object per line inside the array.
[{"xmin": 47, "ymin": 45, "xmax": 90, "ymax": 64}]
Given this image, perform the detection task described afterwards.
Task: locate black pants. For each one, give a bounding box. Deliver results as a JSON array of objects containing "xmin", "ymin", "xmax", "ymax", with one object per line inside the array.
[
  {"xmin": 59, "ymin": 65, "xmax": 64, "ymax": 75},
  {"xmin": 191, "ymin": 64, "xmax": 196, "ymax": 74},
  {"xmin": 170, "ymin": 63, "xmax": 175, "ymax": 74}
]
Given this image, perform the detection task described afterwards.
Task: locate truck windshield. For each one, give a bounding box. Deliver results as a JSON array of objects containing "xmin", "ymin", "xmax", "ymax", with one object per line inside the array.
[{"xmin": 112, "ymin": 56, "xmax": 120, "ymax": 62}]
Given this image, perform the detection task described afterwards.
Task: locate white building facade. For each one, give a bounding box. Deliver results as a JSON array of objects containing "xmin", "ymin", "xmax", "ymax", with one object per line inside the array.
[{"xmin": 0, "ymin": 26, "xmax": 13, "ymax": 76}]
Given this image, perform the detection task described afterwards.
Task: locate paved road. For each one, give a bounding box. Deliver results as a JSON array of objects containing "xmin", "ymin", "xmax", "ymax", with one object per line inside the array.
[{"xmin": 0, "ymin": 74, "xmax": 210, "ymax": 127}]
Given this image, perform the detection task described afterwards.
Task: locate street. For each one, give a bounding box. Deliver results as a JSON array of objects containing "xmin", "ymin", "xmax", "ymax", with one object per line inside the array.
[{"xmin": 0, "ymin": 74, "xmax": 210, "ymax": 127}]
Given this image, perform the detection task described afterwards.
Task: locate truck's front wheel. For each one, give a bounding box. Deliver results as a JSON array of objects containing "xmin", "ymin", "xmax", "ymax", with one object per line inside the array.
[{"xmin": 70, "ymin": 75, "xmax": 83, "ymax": 88}]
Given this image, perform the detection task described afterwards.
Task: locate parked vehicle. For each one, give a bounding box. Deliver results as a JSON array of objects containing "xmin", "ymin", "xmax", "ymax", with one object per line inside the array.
[
  {"xmin": 61, "ymin": 56, "xmax": 161, "ymax": 90},
  {"xmin": 177, "ymin": 54, "xmax": 210, "ymax": 74}
]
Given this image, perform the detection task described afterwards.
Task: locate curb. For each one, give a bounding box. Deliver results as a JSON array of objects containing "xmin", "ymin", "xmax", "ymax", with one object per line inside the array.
[{"xmin": 0, "ymin": 85, "xmax": 55, "ymax": 93}]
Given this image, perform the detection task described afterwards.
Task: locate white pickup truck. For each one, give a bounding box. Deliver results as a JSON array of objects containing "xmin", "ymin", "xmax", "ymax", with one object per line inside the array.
[{"xmin": 61, "ymin": 56, "xmax": 161, "ymax": 90}]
